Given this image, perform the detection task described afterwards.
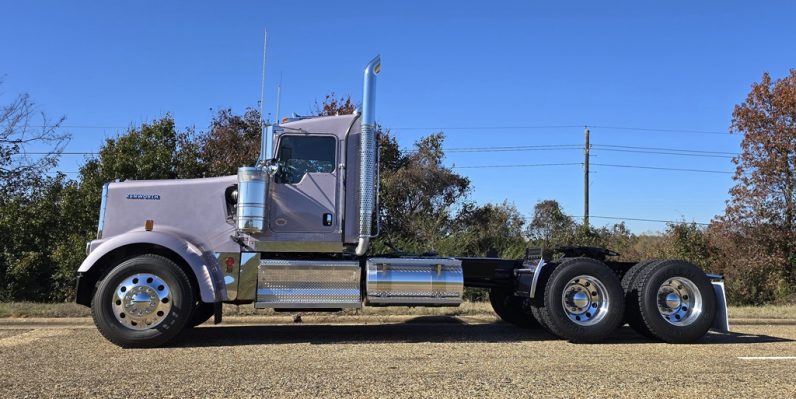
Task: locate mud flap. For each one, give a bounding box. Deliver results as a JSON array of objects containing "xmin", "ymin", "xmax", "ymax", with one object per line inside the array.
[
  {"xmin": 709, "ymin": 275, "xmax": 730, "ymax": 333},
  {"xmin": 214, "ymin": 302, "xmax": 223, "ymax": 324}
]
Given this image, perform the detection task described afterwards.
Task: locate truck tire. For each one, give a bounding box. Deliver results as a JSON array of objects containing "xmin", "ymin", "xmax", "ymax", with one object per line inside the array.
[
  {"xmin": 189, "ymin": 301, "xmax": 215, "ymax": 328},
  {"xmin": 633, "ymin": 260, "xmax": 716, "ymax": 343},
  {"xmin": 537, "ymin": 258, "xmax": 625, "ymax": 343},
  {"xmin": 488, "ymin": 288, "xmax": 539, "ymax": 328},
  {"xmin": 622, "ymin": 260, "xmax": 660, "ymax": 338},
  {"xmin": 529, "ymin": 300, "xmax": 556, "ymax": 335},
  {"xmin": 91, "ymin": 254, "xmax": 195, "ymax": 348}
]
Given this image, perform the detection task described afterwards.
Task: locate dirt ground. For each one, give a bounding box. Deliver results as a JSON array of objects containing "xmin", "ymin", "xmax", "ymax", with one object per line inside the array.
[{"xmin": 0, "ymin": 316, "xmax": 794, "ymax": 398}]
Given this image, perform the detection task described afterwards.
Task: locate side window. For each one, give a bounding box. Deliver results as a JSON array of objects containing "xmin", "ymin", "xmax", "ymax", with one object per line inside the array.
[{"xmin": 276, "ymin": 136, "xmax": 336, "ymax": 184}]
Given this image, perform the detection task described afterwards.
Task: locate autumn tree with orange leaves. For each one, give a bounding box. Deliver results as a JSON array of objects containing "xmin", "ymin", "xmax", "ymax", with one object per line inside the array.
[{"xmin": 710, "ymin": 70, "xmax": 796, "ymax": 303}]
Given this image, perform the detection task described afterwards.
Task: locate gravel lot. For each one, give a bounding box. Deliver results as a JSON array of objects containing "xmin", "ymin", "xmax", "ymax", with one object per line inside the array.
[{"xmin": 0, "ymin": 317, "xmax": 794, "ymax": 398}]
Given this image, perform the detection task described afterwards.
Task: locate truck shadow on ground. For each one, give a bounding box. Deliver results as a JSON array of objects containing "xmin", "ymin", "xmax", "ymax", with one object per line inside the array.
[{"xmin": 176, "ymin": 316, "xmax": 792, "ymax": 348}]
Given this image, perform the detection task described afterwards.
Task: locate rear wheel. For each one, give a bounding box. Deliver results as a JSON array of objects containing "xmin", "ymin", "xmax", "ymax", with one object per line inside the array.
[
  {"xmin": 489, "ymin": 288, "xmax": 539, "ymax": 328},
  {"xmin": 537, "ymin": 258, "xmax": 625, "ymax": 343},
  {"xmin": 91, "ymin": 254, "xmax": 194, "ymax": 348},
  {"xmin": 622, "ymin": 260, "xmax": 659, "ymax": 338},
  {"xmin": 633, "ymin": 260, "xmax": 716, "ymax": 343},
  {"xmin": 530, "ymin": 300, "xmax": 556, "ymax": 335}
]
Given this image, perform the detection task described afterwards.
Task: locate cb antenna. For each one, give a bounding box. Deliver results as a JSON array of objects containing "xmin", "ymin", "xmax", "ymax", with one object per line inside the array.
[
  {"xmin": 258, "ymin": 28, "xmax": 268, "ymax": 127},
  {"xmin": 275, "ymin": 73, "xmax": 282, "ymax": 125}
]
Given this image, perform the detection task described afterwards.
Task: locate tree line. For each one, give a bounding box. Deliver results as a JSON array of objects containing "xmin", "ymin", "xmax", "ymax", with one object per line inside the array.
[{"xmin": 1, "ymin": 70, "xmax": 795, "ymax": 305}]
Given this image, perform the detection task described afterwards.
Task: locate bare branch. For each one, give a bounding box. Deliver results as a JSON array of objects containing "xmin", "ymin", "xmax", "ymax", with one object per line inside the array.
[{"xmin": 0, "ymin": 83, "xmax": 69, "ymax": 189}]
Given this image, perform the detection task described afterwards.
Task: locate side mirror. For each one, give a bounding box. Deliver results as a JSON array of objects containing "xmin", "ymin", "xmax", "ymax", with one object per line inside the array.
[{"xmin": 264, "ymin": 159, "xmax": 280, "ymax": 176}]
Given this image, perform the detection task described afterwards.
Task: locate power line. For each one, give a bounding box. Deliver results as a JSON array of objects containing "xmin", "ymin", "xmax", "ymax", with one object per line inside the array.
[
  {"xmin": 591, "ymin": 148, "xmax": 735, "ymax": 159},
  {"xmin": 593, "ymin": 144, "xmax": 738, "ymax": 155},
  {"xmin": 29, "ymin": 122, "xmax": 739, "ymax": 136},
  {"xmin": 27, "ymin": 125, "xmax": 127, "ymax": 129},
  {"xmin": 452, "ymin": 161, "xmax": 733, "ymax": 174},
  {"xmin": 591, "ymin": 163, "xmax": 733, "ymax": 174},
  {"xmin": 446, "ymin": 144, "xmax": 582, "ymax": 153},
  {"xmin": 402, "ymin": 143, "xmax": 738, "ymax": 156},
  {"xmin": 391, "ymin": 125, "xmax": 584, "ymax": 130},
  {"xmin": 400, "ymin": 144, "xmax": 583, "ymax": 154},
  {"xmin": 453, "ymin": 162, "xmax": 582, "ymax": 169},
  {"xmin": 13, "ymin": 151, "xmax": 96, "ymax": 155},
  {"xmin": 588, "ymin": 125, "xmax": 733, "ymax": 135},
  {"xmin": 391, "ymin": 124, "xmax": 738, "ymax": 135},
  {"xmin": 570, "ymin": 215, "xmax": 710, "ymax": 226}
]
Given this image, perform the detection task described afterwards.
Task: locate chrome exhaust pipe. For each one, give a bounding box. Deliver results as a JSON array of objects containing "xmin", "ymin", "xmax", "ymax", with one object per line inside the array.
[{"xmin": 355, "ymin": 56, "xmax": 381, "ymax": 256}]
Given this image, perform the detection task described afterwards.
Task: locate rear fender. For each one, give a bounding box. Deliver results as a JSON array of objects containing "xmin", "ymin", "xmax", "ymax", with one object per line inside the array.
[{"xmin": 78, "ymin": 229, "xmax": 227, "ymax": 304}]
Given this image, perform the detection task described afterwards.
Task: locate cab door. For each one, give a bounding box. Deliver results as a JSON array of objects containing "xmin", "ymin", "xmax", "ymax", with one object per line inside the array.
[{"xmin": 268, "ymin": 134, "xmax": 338, "ymax": 233}]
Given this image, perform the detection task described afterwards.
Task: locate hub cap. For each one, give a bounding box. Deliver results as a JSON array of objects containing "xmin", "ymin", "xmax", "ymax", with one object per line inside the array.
[
  {"xmin": 657, "ymin": 277, "xmax": 702, "ymax": 326},
  {"xmin": 561, "ymin": 275, "xmax": 610, "ymax": 326},
  {"xmin": 112, "ymin": 273, "xmax": 172, "ymax": 330}
]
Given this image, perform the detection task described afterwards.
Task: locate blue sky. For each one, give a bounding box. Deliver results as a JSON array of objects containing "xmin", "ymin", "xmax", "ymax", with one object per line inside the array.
[{"xmin": 2, "ymin": 1, "xmax": 794, "ymax": 233}]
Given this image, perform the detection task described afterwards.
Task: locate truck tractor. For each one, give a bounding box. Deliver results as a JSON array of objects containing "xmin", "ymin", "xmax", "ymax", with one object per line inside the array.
[{"xmin": 75, "ymin": 56, "xmax": 729, "ymax": 347}]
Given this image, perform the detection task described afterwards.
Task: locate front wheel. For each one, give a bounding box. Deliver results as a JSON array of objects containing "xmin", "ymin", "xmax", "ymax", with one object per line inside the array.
[{"xmin": 91, "ymin": 254, "xmax": 195, "ymax": 348}]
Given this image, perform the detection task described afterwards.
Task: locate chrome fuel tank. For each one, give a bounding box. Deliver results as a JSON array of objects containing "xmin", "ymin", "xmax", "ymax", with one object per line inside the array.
[
  {"xmin": 365, "ymin": 257, "xmax": 463, "ymax": 306},
  {"xmin": 237, "ymin": 167, "xmax": 267, "ymax": 234}
]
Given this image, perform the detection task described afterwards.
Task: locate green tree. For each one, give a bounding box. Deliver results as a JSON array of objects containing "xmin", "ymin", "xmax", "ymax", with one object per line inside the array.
[
  {"xmin": 526, "ymin": 200, "xmax": 577, "ymax": 252},
  {"xmin": 374, "ymin": 133, "xmax": 470, "ymax": 254},
  {"xmin": 664, "ymin": 223, "xmax": 710, "ymax": 269},
  {"xmin": 448, "ymin": 201, "xmax": 527, "ymax": 258}
]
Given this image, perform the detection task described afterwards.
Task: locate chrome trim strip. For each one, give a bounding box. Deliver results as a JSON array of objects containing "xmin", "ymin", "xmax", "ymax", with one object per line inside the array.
[
  {"xmin": 215, "ymin": 252, "xmax": 241, "ymax": 301},
  {"xmin": 339, "ymin": 113, "xmax": 361, "ymax": 236},
  {"xmin": 96, "ymin": 182, "xmax": 110, "ymax": 239},
  {"xmin": 236, "ymin": 252, "xmax": 260, "ymax": 301},
  {"xmin": 254, "ymin": 302, "xmax": 361, "ymax": 309}
]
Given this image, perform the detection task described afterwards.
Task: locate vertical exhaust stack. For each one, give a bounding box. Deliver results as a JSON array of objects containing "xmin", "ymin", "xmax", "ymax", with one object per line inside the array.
[{"xmin": 355, "ymin": 56, "xmax": 381, "ymax": 256}]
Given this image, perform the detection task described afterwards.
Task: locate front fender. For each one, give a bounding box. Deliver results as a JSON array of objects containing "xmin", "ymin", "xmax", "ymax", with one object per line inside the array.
[{"xmin": 78, "ymin": 229, "xmax": 227, "ymax": 303}]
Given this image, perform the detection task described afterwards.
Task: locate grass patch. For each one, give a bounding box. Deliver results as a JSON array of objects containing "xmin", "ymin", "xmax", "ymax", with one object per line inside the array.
[
  {"xmin": 728, "ymin": 305, "xmax": 796, "ymax": 320},
  {"xmin": 1, "ymin": 301, "xmax": 794, "ymax": 320},
  {"xmin": 0, "ymin": 302, "xmax": 91, "ymax": 318}
]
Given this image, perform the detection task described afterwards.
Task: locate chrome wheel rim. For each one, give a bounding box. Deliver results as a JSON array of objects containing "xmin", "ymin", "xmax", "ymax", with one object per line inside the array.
[
  {"xmin": 561, "ymin": 275, "xmax": 610, "ymax": 326},
  {"xmin": 656, "ymin": 277, "xmax": 702, "ymax": 326},
  {"xmin": 112, "ymin": 273, "xmax": 172, "ymax": 330}
]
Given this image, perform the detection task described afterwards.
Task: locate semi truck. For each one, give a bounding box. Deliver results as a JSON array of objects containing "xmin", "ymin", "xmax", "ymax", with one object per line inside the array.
[{"xmin": 75, "ymin": 56, "xmax": 729, "ymax": 347}]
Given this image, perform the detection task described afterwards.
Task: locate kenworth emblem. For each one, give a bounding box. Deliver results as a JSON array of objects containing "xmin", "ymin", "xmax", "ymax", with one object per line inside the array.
[{"xmin": 126, "ymin": 194, "xmax": 161, "ymax": 200}]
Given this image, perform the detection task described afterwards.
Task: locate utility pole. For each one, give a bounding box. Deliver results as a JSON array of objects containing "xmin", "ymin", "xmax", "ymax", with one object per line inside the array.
[{"xmin": 584, "ymin": 126, "xmax": 590, "ymax": 229}]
